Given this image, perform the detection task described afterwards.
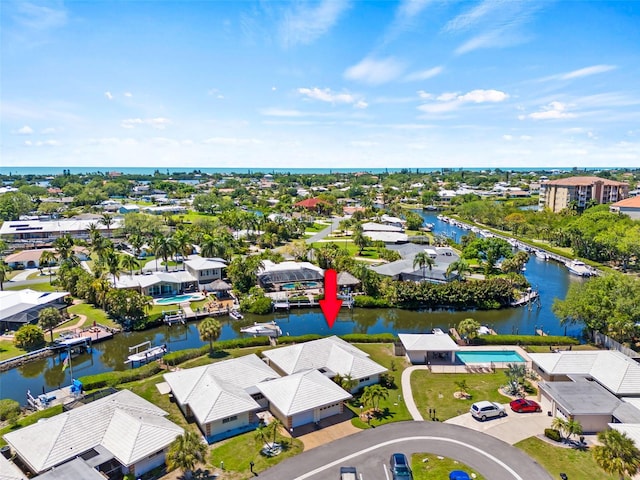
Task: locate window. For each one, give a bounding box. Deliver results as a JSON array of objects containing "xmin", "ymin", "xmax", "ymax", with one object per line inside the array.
[
  {"xmin": 358, "ymin": 377, "xmax": 370, "ymax": 383},
  {"xmin": 222, "ymin": 415, "xmax": 238, "ymax": 424}
]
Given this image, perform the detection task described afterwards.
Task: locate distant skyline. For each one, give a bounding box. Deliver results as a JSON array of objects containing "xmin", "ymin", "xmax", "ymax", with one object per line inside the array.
[{"xmin": 2, "ymin": 1, "xmax": 639, "ymax": 170}]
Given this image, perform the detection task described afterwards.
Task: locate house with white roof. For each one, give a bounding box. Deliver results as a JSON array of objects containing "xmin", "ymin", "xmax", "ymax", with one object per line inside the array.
[
  {"xmin": 256, "ymin": 369, "xmax": 352, "ymax": 429},
  {"xmin": 0, "ymin": 218, "xmax": 123, "ymax": 247},
  {"xmin": 2, "ymin": 390, "xmax": 183, "ymax": 478},
  {"xmin": 0, "ymin": 454, "xmax": 27, "ymax": 480},
  {"xmin": 361, "ymin": 222, "xmax": 408, "ymax": 244},
  {"xmin": 113, "ymin": 270, "xmax": 197, "ymax": 297},
  {"xmin": 184, "ymin": 256, "xmax": 227, "ymax": 285},
  {"xmin": 163, "ymin": 354, "xmax": 280, "ymax": 443},
  {"xmin": 398, "ymin": 333, "xmax": 460, "ymax": 364},
  {"xmin": 262, "ymin": 336, "xmax": 387, "ymax": 392},
  {"xmin": 0, "ymin": 289, "xmax": 70, "ymax": 331}
]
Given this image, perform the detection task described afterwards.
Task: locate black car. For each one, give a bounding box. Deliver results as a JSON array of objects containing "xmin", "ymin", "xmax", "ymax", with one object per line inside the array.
[{"xmin": 390, "ymin": 453, "xmax": 413, "ymax": 480}]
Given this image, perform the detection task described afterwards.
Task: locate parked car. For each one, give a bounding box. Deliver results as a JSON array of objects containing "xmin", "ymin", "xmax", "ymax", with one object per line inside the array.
[
  {"xmin": 509, "ymin": 398, "xmax": 542, "ymax": 413},
  {"xmin": 470, "ymin": 401, "xmax": 506, "ymax": 421},
  {"xmin": 339, "ymin": 466, "xmax": 357, "ymax": 480},
  {"xmin": 449, "ymin": 471, "xmax": 471, "ymax": 480},
  {"xmin": 390, "ymin": 453, "xmax": 413, "ymax": 480}
]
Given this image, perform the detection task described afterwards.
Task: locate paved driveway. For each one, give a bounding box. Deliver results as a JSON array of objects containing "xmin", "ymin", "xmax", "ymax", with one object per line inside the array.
[
  {"xmin": 445, "ymin": 399, "xmax": 553, "ymax": 445},
  {"xmin": 257, "ymin": 421, "xmax": 553, "ymax": 480}
]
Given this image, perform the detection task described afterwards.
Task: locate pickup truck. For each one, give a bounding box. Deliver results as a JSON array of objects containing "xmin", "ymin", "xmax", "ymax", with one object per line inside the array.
[{"xmin": 339, "ymin": 466, "xmax": 358, "ymax": 480}]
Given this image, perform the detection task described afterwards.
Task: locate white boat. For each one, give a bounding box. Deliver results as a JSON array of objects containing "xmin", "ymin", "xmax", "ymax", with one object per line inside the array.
[
  {"xmin": 229, "ymin": 309, "xmax": 244, "ymax": 320},
  {"xmin": 566, "ymin": 260, "xmax": 592, "ymax": 277},
  {"xmin": 240, "ymin": 321, "xmax": 282, "ymax": 337},
  {"xmin": 126, "ymin": 341, "xmax": 167, "ymax": 364},
  {"xmin": 535, "ymin": 250, "xmax": 548, "ymax": 261}
]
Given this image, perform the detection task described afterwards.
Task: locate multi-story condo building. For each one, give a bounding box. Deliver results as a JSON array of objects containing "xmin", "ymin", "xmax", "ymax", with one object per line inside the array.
[{"xmin": 538, "ymin": 176, "xmax": 628, "ymax": 213}]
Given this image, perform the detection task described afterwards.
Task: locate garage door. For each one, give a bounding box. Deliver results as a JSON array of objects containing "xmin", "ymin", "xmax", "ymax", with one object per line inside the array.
[
  {"xmin": 292, "ymin": 409, "xmax": 315, "ymax": 428},
  {"xmin": 319, "ymin": 403, "xmax": 341, "ymax": 421}
]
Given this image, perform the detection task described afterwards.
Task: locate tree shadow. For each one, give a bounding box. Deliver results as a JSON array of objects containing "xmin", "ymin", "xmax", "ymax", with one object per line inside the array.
[
  {"xmin": 177, "ymin": 467, "xmax": 218, "ymax": 479},
  {"xmin": 373, "ymin": 407, "xmax": 395, "ymax": 421},
  {"xmin": 208, "ymin": 350, "xmax": 230, "ymax": 359}
]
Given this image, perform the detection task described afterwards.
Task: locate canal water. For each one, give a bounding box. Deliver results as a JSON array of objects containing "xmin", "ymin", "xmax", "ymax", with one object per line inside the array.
[{"xmin": 0, "ymin": 212, "xmax": 583, "ymax": 404}]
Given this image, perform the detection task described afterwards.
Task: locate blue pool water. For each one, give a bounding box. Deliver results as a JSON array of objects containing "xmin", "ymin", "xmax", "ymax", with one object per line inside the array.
[
  {"xmin": 156, "ymin": 294, "xmax": 201, "ymax": 305},
  {"xmin": 456, "ymin": 350, "xmax": 525, "ymax": 364},
  {"xmin": 281, "ymin": 281, "xmax": 321, "ymax": 290}
]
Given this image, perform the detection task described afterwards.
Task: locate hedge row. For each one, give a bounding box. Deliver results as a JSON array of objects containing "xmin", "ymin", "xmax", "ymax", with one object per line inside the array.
[
  {"xmin": 544, "ymin": 428, "xmax": 562, "ymax": 442},
  {"xmin": 353, "ymin": 295, "xmax": 393, "ymax": 308},
  {"xmin": 79, "ymin": 362, "xmax": 163, "ymax": 391},
  {"xmin": 472, "ymin": 335, "xmax": 579, "ymax": 346},
  {"xmin": 340, "ymin": 333, "xmax": 396, "ymax": 343}
]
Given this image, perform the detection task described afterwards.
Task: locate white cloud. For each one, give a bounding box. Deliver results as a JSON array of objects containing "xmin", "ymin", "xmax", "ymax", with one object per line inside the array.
[
  {"xmin": 525, "ymin": 101, "xmax": 576, "ymax": 120},
  {"xmin": 207, "ymin": 88, "xmax": 224, "ymax": 99},
  {"xmin": 297, "ymin": 87, "xmax": 367, "ymax": 108},
  {"xmin": 561, "ymin": 65, "xmax": 616, "ymax": 80},
  {"xmin": 383, "ymin": 0, "xmax": 435, "ymax": 43},
  {"xmin": 279, "ymin": 0, "xmax": 350, "ymax": 48},
  {"xmin": 404, "ymin": 66, "xmax": 444, "ymax": 82},
  {"xmin": 124, "ymin": 92, "xmax": 133, "ymax": 97},
  {"xmin": 24, "ymin": 139, "xmax": 60, "ymax": 147},
  {"xmin": 104, "ymin": 91, "xmax": 114, "ymax": 101},
  {"xmin": 41, "ymin": 127, "xmax": 56, "ymax": 134},
  {"xmin": 503, "ymin": 134, "xmax": 513, "ymax": 141},
  {"xmin": 202, "ymin": 137, "xmax": 262, "ymax": 146},
  {"xmin": 121, "ymin": 117, "xmax": 171, "ymax": 129},
  {"xmin": 417, "ymin": 91, "xmax": 433, "ymax": 100},
  {"xmin": 344, "ymin": 57, "xmax": 406, "ymax": 85},
  {"xmin": 15, "ymin": 125, "xmax": 33, "ymax": 135},
  {"xmin": 418, "ymin": 89, "xmax": 509, "ymax": 114},
  {"xmin": 10, "ymin": 2, "xmax": 67, "ymax": 31},
  {"xmin": 350, "ymin": 140, "xmax": 378, "ymax": 147}
]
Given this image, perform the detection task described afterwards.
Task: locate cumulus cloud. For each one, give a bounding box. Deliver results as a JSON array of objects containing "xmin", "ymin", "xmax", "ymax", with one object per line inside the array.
[
  {"xmin": 104, "ymin": 91, "xmax": 114, "ymax": 100},
  {"xmin": 297, "ymin": 87, "xmax": 367, "ymax": 108},
  {"xmin": 14, "ymin": 125, "xmax": 33, "ymax": 135},
  {"xmin": 404, "ymin": 66, "xmax": 444, "ymax": 82},
  {"xmin": 121, "ymin": 117, "xmax": 171, "ymax": 129},
  {"xmin": 522, "ymin": 101, "xmax": 575, "ymax": 120},
  {"xmin": 418, "ymin": 89, "xmax": 509, "ymax": 113},
  {"xmin": 280, "ymin": 0, "xmax": 350, "ymax": 48},
  {"xmin": 344, "ymin": 57, "xmax": 406, "ymax": 85}
]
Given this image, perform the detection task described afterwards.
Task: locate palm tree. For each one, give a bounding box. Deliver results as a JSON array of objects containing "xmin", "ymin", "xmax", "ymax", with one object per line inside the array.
[
  {"xmin": 198, "ymin": 317, "xmax": 222, "ymax": 355},
  {"xmin": 457, "ymin": 318, "xmax": 480, "ymax": 343},
  {"xmin": 38, "ymin": 307, "xmax": 62, "ymax": 343},
  {"xmin": 200, "ymin": 234, "xmax": 227, "ymax": 259},
  {"xmin": 39, "ymin": 250, "xmax": 58, "ymax": 283},
  {"xmin": 266, "ymin": 417, "xmax": 283, "ymax": 448},
  {"xmin": 99, "ymin": 213, "xmax": 115, "ymax": 236},
  {"xmin": 413, "ymin": 252, "xmax": 435, "ymax": 281},
  {"xmin": 551, "ymin": 417, "xmax": 569, "ymax": 440},
  {"xmin": 53, "ymin": 234, "xmax": 75, "ymax": 265},
  {"xmin": 339, "ymin": 373, "xmax": 358, "ymax": 393},
  {"xmin": 446, "ymin": 259, "xmax": 470, "ymax": 280},
  {"xmin": 0, "ymin": 262, "xmax": 8, "ymax": 291},
  {"xmin": 172, "ymin": 230, "xmax": 193, "ymax": 267},
  {"xmin": 154, "ymin": 235, "xmax": 177, "ymax": 272},
  {"xmin": 120, "ymin": 254, "xmax": 139, "ymax": 276},
  {"xmin": 593, "ymin": 429, "xmax": 640, "ymax": 479},
  {"xmin": 165, "ymin": 431, "xmax": 207, "ymax": 479},
  {"xmin": 102, "ymin": 249, "xmax": 122, "ymax": 286},
  {"xmin": 361, "ymin": 384, "xmax": 389, "ymax": 412}
]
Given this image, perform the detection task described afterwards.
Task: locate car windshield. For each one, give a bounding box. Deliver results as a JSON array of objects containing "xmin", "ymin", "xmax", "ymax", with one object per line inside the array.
[{"xmin": 395, "ymin": 466, "xmax": 411, "ymax": 474}]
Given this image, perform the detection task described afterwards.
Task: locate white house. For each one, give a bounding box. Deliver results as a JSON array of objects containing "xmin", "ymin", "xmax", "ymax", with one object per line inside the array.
[
  {"xmin": 2, "ymin": 390, "xmax": 183, "ymax": 478},
  {"xmin": 184, "ymin": 256, "xmax": 227, "ymax": 285},
  {"xmin": 256, "ymin": 369, "xmax": 352, "ymax": 429},
  {"xmin": 262, "ymin": 336, "xmax": 387, "ymax": 392},
  {"xmin": 398, "ymin": 333, "xmax": 460, "ymax": 364},
  {"xmin": 113, "ymin": 270, "xmax": 198, "ymax": 297},
  {"xmin": 0, "ymin": 289, "xmax": 70, "ymax": 331},
  {"xmin": 163, "ymin": 354, "xmax": 280, "ymax": 442}
]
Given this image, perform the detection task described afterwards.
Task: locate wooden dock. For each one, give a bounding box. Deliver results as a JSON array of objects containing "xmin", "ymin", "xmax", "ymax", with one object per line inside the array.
[{"xmin": 510, "ymin": 291, "xmax": 540, "ymax": 308}]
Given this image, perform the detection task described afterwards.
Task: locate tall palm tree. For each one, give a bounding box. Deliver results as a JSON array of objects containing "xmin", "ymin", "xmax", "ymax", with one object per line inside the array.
[
  {"xmin": 165, "ymin": 431, "xmax": 207, "ymax": 480},
  {"xmin": 172, "ymin": 230, "xmax": 193, "ymax": 268},
  {"xmin": 266, "ymin": 417, "xmax": 283, "ymax": 448},
  {"xmin": 198, "ymin": 317, "xmax": 222, "ymax": 355},
  {"xmin": 102, "ymin": 249, "xmax": 122, "ymax": 286},
  {"xmin": 153, "ymin": 234, "xmax": 177, "ymax": 271},
  {"xmin": 99, "ymin": 213, "xmax": 115, "ymax": 236},
  {"xmin": 38, "ymin": 307, "xmax": 62, "ymax": 343},
  {"xmin": 413, "ymin": 252, "xmax": 435, "ymax": 281},
  {"xmin": 39, "ymin": 250, "xmax": 58, "ymax": 283},
  {"xmin": 0, "ymin": 262, "xmax": 8, "ymax": 291},
  {"xmin": 200, "ymin": 234, "xmax": 227, "ymax": 259},
  {"xmin": 362, "ymin": 384, "xmax": 389, "ymax": 412},
  {"xmin": 120, "ymin": 253, "xmax": 140, "ymax": 276},
  {"xmin": 446, "ymin": 259, "xmax": 470, "ymax": 280},
  {"xmin": 53, "ymin": 234, "xmax": 75, "ymax": 265},
  {"xmin": 593, "ymin": 429, "xmax": 640, "ymax": 480}
]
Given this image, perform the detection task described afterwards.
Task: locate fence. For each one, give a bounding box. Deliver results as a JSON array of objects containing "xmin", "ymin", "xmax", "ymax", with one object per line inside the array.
[{"xmin": 593, "ymin": 331, "xmax": 640, "ymax": 359}]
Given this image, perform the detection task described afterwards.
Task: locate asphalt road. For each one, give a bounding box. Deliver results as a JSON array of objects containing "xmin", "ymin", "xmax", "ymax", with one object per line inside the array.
[{"xmin": 257, "ymin": 421, "xmax": 553, "ymax": 480}]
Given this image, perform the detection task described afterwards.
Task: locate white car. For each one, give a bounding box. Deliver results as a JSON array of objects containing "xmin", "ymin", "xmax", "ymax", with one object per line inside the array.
[{"xmin": 470, "ymin": 401, "xmax": 506, "ymax": 421}]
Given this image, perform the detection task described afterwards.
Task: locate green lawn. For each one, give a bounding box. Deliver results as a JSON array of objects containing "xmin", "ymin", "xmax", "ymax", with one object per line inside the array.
[
  {"xmin": 346, "ymin": 343, "xmax": 413, "ymax": 428},
  {"xmin": 516, "ymin": 437, "xmax": 617, "ymax": 480},
  {"xmin": 67, "ymin": 302, "xmax": 120, "ymax": 329},
  {"xmin": 0, "ymin": 340, "xmax": 28, "ymax": 362},
  {"xmin": 310, "ymin": 240, "xmax": 382, "ymax": 259},
  {"xmin": 5, "ymin": 282, "xmax": 58, "ymax": 292},
  {"xmin": 412, "ymin": 453, "xmax": 485, "ymax": 480},
  {"xmin": 411, "ymin": 370, "xmax": 512, "ymax": 421}
]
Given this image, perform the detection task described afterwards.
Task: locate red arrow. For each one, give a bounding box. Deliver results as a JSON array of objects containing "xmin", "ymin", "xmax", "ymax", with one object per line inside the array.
[{"xmin": 319, "ymin": 269, "xmax": 342, "ymax": 328}]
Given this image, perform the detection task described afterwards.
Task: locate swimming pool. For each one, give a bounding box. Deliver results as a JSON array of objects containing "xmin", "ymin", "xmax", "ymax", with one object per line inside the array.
[
  {"xmin": 281, "ymin": 281, "xmax": 321, "ymax": 290},
  {"xmin": 456, "ymin": 350, "xmax": 525, "ymax": 364},
  {"xmin": 155, "ymin": 293, "xmax": 205, "ymax": 305}
]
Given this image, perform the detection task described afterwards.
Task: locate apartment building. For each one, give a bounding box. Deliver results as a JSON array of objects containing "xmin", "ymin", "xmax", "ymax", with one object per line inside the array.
[{"xmin": 538, "ymin": 176, "xmax": 628, "ymax": 213}]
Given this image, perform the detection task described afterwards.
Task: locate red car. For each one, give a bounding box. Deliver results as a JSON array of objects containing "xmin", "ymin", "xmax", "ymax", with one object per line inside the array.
[{"xmin": 509, "ymin": 399, "xmax": 541, "ymax": 413}]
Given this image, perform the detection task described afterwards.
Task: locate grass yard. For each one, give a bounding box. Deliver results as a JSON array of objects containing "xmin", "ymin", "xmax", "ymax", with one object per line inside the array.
[
  {"xmin": 346, "ymin": 343, "xmax": 413, "ymax": 428},
  {"xmin": 211, "ymin": 430, "xmax": 304, "ymax": 480},
  {"xmin": 310, "ymin": 241, "xmax": 382, "ymax": 259},
  {"xmin": 411, "ymin": 370, "xmax": 512, "ymax": 421},
  {"xmin": 411, "ymin": 453, "xmax": 485, "ymax": 480},
  {"xmin": 67, "ymin": 302, "xmax": 120, "ymax": 329},
  {"xmin": 5, "ymin": 282, "xmax": 58, "ymax": 292},
  {"xmin": 525, "ymin": 344, "xmax": 600, "ymax": 353},
  {"xmin": 0, "ymin": 340, "xmax": 28, "ymax": 362},
  {"xmin": 516, "ymin": 437, "xmax": 616, "ymax": 480}
]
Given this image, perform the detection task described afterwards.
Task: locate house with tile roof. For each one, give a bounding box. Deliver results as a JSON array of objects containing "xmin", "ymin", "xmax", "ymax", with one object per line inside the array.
[
  {"xmin": 398, "ymin": 333, "xmax": 460, "ymax": 364},
  {"xmin": 163, "ymin": 354, "xmax": 280, "ymax": 442},
  {"xmin": 262, "ymin": 336, "xmax": 387, "ymax": 393},
  {"xmin": 610, "ymin": 195, "xmax": 640, "ymax": 220},
  {"xmin": 256, "ymin": 369, "xmax": 352, "ymax": 429},
  {"xmin": 2, "ymin": 390, "xmax": 183, "ymax": 478}
]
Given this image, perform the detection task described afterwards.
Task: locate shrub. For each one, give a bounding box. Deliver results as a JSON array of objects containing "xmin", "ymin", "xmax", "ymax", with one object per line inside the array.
[
  {"xmin": 79, "ymin": 363, "xmax": 162, "ymax": 390},
  {"xmin": 340, "ymin": 333, "xmax": 396, "ymax": 343},
  {"xmin": 0, "ymin": 399, "xmax": 21, "ymax": 421},
  {"xmin": 545, "ymin": 428, "xmax": 562, "ymax": 442},
  {"xmin": 279, "ymin": 334, "xmax": 323, "ymax": 344},
  {"xmin": 353, "ymin": 295, "xmax": 393, "ymax": 308}
]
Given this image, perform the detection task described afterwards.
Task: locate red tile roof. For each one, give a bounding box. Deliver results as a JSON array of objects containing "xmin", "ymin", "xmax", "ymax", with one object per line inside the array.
[
  {"xmin": 545, "ymin": 176, "xmax": 628, "ymax": 186},
  {"xmin": 612, "ymin": 196, "xmax": 640, "ymax": 208},
  {"xmin": 294, "ymin": 197, "xmax": 328, "ymax": 209}
]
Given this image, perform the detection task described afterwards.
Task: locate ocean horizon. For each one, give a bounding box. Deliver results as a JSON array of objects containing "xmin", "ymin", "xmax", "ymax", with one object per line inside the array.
[{"xmin": 0, "ymin": 166, "xmax": 610, "ymax": 177}]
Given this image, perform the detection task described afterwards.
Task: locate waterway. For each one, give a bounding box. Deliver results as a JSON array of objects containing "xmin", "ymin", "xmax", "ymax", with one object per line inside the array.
[{"xmin": 0, "ymin": 212, "xmax": 584, "ymax": 404}]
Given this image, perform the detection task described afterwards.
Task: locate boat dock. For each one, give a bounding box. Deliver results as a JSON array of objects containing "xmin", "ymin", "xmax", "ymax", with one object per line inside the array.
[
  {"xmin": 510, "ymin": 291, "xmax": 540, "ymax": 308},
  {"xmin": 125, "ymin": 341, "xmax": 167, "ymax": 366},
  {"xmin": 272, "ymin": 294, "xmax": 354, "ymax": 311}
]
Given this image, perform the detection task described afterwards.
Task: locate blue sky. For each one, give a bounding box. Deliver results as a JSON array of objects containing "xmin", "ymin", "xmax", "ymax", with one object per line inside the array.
[{"xmin": 2, "ymin": 0, "xmax": 639, "ymax": 170}]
